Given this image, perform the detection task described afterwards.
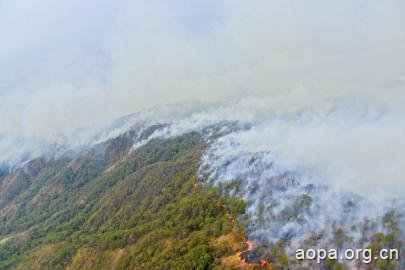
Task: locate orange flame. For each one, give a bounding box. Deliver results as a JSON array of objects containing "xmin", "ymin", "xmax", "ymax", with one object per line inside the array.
[
  {"xmin": 239, "ymin": 240, "xmax": 270, "ymax": 267},
  {"xmin": 246, "ymin": 240, "xmax": 254, "ymax": 250},
  {"xmin": 239, "ymin": 240, "xmax": 254, "ymax": 258},
  {"xmin": 260, "ymin": 259, "xmax": 269, "ymax": 265}
]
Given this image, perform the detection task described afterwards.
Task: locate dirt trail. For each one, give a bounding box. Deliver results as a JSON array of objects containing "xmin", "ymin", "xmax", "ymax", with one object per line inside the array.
[{"xmin": 193, "ymin": 179, "xmax": 272, "ymax": 269}]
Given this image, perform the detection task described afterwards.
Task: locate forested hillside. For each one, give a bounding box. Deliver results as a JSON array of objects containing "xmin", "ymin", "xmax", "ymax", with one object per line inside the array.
[{"xmin": 0, "ymin": 132, "xmax": 249, "ymax": 269}]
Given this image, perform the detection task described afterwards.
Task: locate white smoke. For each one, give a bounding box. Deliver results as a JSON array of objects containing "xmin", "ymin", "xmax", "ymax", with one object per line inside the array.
[
  {"xmin": 0, "ymin": 100, "xmax": 217, "ymax": 167},
  {"xmin": 202, "ymin": 110, "xmax": 405, "ymax": 200}
]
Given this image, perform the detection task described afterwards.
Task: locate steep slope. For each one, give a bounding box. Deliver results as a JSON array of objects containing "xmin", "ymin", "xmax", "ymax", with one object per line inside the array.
[
  {"xmin": 0, "ymin": 132, "xmax": 249, "ymax": 269},
  {"xmin": 0, "ymin": 116, "xmax": 403, "ymax": 269}
]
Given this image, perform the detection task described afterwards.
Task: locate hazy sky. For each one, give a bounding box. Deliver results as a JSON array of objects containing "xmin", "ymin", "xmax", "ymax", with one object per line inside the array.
[{"xmin": 1, "ymin": 0, "xmax": 405, "ymax": 136}]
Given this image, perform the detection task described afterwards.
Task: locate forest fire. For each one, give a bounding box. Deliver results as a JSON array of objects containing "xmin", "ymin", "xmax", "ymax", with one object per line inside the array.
[
  {"xmin": 260, "ymin": 259, "xmax": 269, "ymax": 266},
  {"xmin": 239, "ymin": 240, "xmax": 269, "ymax": 266}
]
